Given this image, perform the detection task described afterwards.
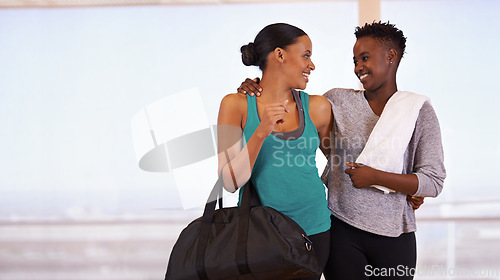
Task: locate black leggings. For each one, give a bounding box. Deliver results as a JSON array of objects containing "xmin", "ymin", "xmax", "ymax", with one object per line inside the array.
[
  {"xmin": 295, "ymin": 229, "xmax": 331, "ymax": 280},
  {"xmin": 323, "ymin": 216, "xmax": 416, "ymax": 280}
]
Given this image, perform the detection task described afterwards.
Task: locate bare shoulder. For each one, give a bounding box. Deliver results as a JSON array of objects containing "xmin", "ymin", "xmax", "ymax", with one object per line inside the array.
[
  {"xmin": 309, "ymin": 95, "xmax": 332, "ymax": 112},
  {"xmin": 307, "ymin": 94, "xmax": 332, "ymax": 133},
  {"xmin": 220, "ymin": 93, "xmax": 246, "ymax": 106},
  {"xmin": 308, "ymin": 94, "xmax": 332, "ymax": 127},
  {"xmin": 218, "ymin": 93, "xmax": 247, "ymax": 125},
  {"xmin": 219, "ymin": 93, "xmax": 247, "ymax": 112}
]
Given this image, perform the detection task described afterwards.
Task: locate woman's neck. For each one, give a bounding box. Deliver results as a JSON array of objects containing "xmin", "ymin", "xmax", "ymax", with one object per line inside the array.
[
  {"xmin": 259, "ymin": 74, "xmax": 294, "ymax": 103},
  {"xmin": 364, "ymin": 82, "xmax": 398, "ymax": 116},
  {"xmin": 364, "ymin": 82, "xmax": 398, "ymax": 104}
]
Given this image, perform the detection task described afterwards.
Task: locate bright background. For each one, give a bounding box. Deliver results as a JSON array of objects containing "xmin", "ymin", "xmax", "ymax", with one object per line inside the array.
[{"xmin": 0, "ymin": 0, "xmax": 499, "ymax": 279}]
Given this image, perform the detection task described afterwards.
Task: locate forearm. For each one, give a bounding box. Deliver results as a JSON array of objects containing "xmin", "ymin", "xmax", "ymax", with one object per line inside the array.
[
  {"xmin": 374, "ymin": 170, "xmax": 419, "ymax": 195},
  {"xmin": 220, "ymin": 146, "xmax": 252, "ymax": 192},
  {"xmin": 219, "ymin": 128, "xmax": 267, "ymax": 192}
]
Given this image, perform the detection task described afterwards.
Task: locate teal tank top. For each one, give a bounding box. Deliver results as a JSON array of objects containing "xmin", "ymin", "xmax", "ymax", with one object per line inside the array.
[{"xmin": 242, "ymin": 90, "xmax": 331, "ymax": 236}]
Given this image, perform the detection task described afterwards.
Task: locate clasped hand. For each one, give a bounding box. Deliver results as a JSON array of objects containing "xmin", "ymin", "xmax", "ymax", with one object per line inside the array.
[
  {"xmin": 257, "ymin": 100, "xmax": 289, "ymax": 137},
  {"xmin": 344, "ymin": 162, "xmax": 377, "ymax": 189},
  {"xmin": 345, "ymin": 162, "xmax": 424, "ymax": 211}
]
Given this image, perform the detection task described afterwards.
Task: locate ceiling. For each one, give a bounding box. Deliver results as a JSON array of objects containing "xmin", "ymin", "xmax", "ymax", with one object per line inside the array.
[{"xmin": 0, "ymin": 0, "xmax": 352, "ymax": 8}]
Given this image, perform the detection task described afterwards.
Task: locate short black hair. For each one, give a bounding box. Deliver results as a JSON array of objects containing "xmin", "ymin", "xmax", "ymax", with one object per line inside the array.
[
  {"xmin": 241, "ymin": 23, "xmax": 307, "ymax": 70},
  {"xmin": 355, "ymin": 21, "xmax": 407, "ymax": 59}
]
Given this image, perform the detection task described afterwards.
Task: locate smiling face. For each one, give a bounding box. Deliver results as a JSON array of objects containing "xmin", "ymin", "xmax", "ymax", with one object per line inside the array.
[
  {"xmin": 281, "ymin": 35, "xmax": 315, "ymax": 90},
  {"xmin": 353, "ymin": 36, "xmax": 395, "ymax": 93}
]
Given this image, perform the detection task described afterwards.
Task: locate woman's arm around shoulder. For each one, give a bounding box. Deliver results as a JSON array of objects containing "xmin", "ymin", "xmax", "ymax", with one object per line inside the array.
[{"xmin": 309, "ymin": 95, "xmax": 333, "ymax": 157}]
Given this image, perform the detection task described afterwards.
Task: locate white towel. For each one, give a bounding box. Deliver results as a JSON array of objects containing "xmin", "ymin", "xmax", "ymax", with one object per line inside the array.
[{"xmin": 355, "ymin": 91, "xmax": 430, "ymax": 194}]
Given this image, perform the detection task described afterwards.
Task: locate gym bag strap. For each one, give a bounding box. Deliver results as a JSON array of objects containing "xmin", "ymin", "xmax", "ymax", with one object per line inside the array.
[{"xmin": 165, "ymin": 176, "xmax": 322, "ymax": 280}]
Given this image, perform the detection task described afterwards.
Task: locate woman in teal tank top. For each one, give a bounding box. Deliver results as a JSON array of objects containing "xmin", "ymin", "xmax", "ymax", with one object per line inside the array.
[{"xmin": 217, "ymin": 23, "xmax": 333, "ymax": 280}]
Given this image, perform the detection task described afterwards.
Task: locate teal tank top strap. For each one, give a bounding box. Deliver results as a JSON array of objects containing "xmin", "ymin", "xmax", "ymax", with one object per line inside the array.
[
  {"xmin": 299, "ymin": 90, "xmax": 309, "ymax": 115},
  {"xmin": 298, "ymin": 91, "xmax": 318, "ymax": 136},
  {"xmin": 243, "ymin": 94, "xmax": 259, "ymax": 143}
]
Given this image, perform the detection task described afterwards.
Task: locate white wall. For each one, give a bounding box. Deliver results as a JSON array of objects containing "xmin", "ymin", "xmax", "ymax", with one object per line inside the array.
[{"xmin": 0, "ymin": 2, "xmax": 358, "ymax": 217}]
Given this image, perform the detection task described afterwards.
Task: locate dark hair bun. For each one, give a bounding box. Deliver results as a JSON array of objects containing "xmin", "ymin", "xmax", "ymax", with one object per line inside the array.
[{"xmin": 241, "ymin": 42, "xmax": 257, "ymax": 66}]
